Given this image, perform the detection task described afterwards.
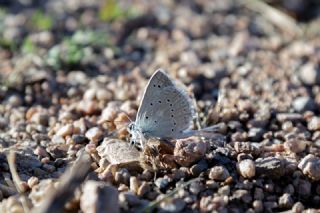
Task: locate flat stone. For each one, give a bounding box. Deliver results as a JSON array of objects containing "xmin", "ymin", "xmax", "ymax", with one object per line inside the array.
[
  {"xmin": 276, "ymin": 113, "xmax": 303, "ymax": 122},
  {"xmin": 255, "ymin": 157, "xmax": 285, "ymax": 178},
  {"xmin": 97, "ymin": 139, "xmax": 141, "ymax": 170}
]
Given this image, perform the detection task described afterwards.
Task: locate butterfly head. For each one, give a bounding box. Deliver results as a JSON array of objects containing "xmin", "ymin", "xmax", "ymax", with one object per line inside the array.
[{"xmin": 127, "ymin": 122, "xmax": 142, "ymax": 147}]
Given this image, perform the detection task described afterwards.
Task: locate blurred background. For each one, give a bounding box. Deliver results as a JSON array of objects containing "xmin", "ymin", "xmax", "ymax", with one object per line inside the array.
[{"xmin": 0, "ymin": 0, "xmax": 319, "ymax": 86}]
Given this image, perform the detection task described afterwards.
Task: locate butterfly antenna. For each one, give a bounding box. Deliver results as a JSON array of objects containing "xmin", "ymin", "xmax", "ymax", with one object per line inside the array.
[
  {"xmin": 118, "ymin": 110, "xmax": 133, "ymax": 123},
  {"xmin": 190, "ymin": 92, "xmax": 202, "ymax": 130},
  {"xmin": 216, "ymin": 89, "xmax": 225, "ymax": 113}
]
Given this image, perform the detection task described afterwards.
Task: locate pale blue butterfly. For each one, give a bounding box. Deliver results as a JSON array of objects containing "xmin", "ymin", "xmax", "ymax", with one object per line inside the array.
[{"xmin": 128, "ymin": 69, "xmax": 202, "ymax": 149}]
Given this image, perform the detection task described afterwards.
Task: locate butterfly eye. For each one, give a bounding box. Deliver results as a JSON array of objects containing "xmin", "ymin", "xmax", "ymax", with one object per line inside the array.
[{"xmin": 129, "ymin": 134, "xmax": 132, "ymax": 137}]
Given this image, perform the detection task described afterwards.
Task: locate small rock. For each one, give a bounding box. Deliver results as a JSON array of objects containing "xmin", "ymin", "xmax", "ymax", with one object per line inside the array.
[
  {"xmin": 171, "ymin": 168, "xmax": 186, "ymax": 180},
  {"xmin": 97, "ymin": 139, "xmax": 140, "ymax": 169},
  {"xmin": 283, "ymin": 138, "xmax": 306, "ymax": 153},
  {"xmin": 292, "ymin": 202, "xmax": 304, "ymax": 213},
  {"xmin": 6, "ymin": 94, "xmax": 22, "ymax": 107},
  {"xmin": 298, "ymin": 154, "xmax": 320, "ymax": 180},
  {"xmin": 174, "ymin": 136, "xmax": 206, "ymax": 167},
  {"xmin": 218, "ymin": 185, "xmax": 230, "ymax": 196},
  {"xmin": 159, "ymin": 198, "xmax": 185, "ymax": 212},
  {"xmin": 189, "ymin": 181, "xmax": 204, "ymax": 195},
  {"xmin": 99, "ymin": 104, "xmax": 119, "ymax": 124},
  {"xmin": 297, "ymin": 179, "xmax": 311, "ymax": 197},
  {"xmin": 254, "ymin": 188, "xmax": 264, "ymax": 200},
  {"xmin": 77, "ymin": 100, "xmax": 99, "ymax": 115},
  {"xmin": 299, "ymin": 62, "xmax": 320, "ymax": 85},
  {"xmin": 208, "ymin": 166, "xmax": 230, "ymax": 181},
  {"xmin": 80, "ymin": 181, "xmax": 119, "ymax": 213},
  {"xmin": 72, "ymin": 134, "xmax": 88, "ymax": 144},
  {"xmin": 189, "ymin": 159, "xmax": 208, "ymax": 176},
  {"xmin": 46, "ymin": 144, "xmax": 68, "ymax": 159},
  {"xmin": 85, "ymin": 127, "xmax": 103, "ymax": 143},
  {"xmin": 279, "ymin": 193, "xmax": 294, "ymax": 209},
  {"xmin": 230, "ymin": 189, "xmax": 252, "ymax": 203},
  {"xmin": 31, "ymin": 112, "xmax": 49, "ymax": 126},
  {"xmin": 253, "ymin": 200, "xmax": 263, "ymax": 212},
  {"xmin": 83, "ymin": 88, "xmax": 97, "ymax": 100},
  {"xmin": 308, "ymin": 117, "xmax": 320, "ymax": 131},
  {"xmin": 255, "ymin": 157, "xmax": 285, "ymax": 178},
  {"xmin": 248, "ymin": 128, "xmax": 265, "ymax": 141},
  {"xmin": 234, "ymin": 142, "xmax": 261, "ymax": 157},
  {"xmin": 114, "ymin": 168, "xmax": 130, "ymax": 186},
  {"xmin": 237, "ymin": 159, "xmax": 255, "ymax": 178},
  {"xmin": 34, "ymin": 146, "xmax": 49, "ymax": 158},
  {"xmin": 27, "ymin": 176, "xmax": 39, "ymax": 189},
  {"xmin": 155, "ymin": 178, "xmax": 169, "ymax": 191},
  {"xmin": 51, "ymin": 135, "xmax": 65, "ymax": 144},
  {"xmin": 96, "ymin": 89, "xmax": 113, "ymax": 101},
  {"xmin": 292, "ymin": 96, "xmax": 316, "ymax": 112},
  {"xmin": 119, "ymin": 191, "xmax": 141, "ymax": 206},
  {"xmin": 276, "ymin": 113, "xmax": 303, "ymax": 122},
  {"xmin": 56, "ymin": 124, "xmax": 74, "ymax": 137}
]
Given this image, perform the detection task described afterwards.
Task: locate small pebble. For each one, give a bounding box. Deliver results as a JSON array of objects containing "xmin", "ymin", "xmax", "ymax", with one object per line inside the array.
[
  {"xmin": 299, "ymin": 62, "xmax": 320, "ymax": 85},
  {"xmin": 34, "ymin": 146, "xmax": 50, "ymax": 158},
  {"xmin": 237, "ymin": 159, "xmax": 255, "ymax": 178},
  {"xmin": 283, "ymin": 138, "xmax": 306, "ymax": 153},
  {"xmin": 298, "ymin": 154, "xmax": 320, "ymax": 180},
  {"xmin": 255, "ymin": 157, "xmax": 285, "ymax": 178},
  {"xmin": 85, "ymin": 127, "xmax": 103, "ymax": 144},
  {"xmin": 253, "ymin": 200, "xmax": 263, "ymax": 212},
  {"xmin": 56, "ymin": 124, "xmax": 74, "ymax": 137},
  {"xmin": 159, "ymin": 198, "xmax": 185, "ymax": 213},
  {"xmin": 189, "ymin": 159, "xmax": 208, "ymax": 176},
  {"xmin": 27, "ymin": 176, "xmax": 39, "ymax": 188},
  {"xmin": 308, "ymin": 117, "xmax": 320, "ymax": 131},
  {"xmin": 293, "ymin": 96, "xmax": 315, "ymax": 112},
  {"xmin": 208, "ymin": 166, "xmax": 230, "ymax": 181},
  {"xmin": 218, "ymin": 185, "xmax": 230, "ymax": 196},
  {"xmin": 292, "ymin": 202, "xmax": 304, "ymax": 213},
  {"xmin": 155, "ymin": 178, "xmax": 169, "ymax": 192},
  {"xmin": 279, "ymin": 193, "xmax": 294, "ymax": 209},
  {"xmin": 174, "ymin": 136, "xmax": 206, "ymax": 167},
  {"xmin": 119, "ymin": 192, "xmax": 141, "ymax": 206}
]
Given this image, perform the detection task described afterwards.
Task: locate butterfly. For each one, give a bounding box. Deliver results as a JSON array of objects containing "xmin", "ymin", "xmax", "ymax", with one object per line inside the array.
[{"xmin": 127, "ymin": 69, "xmax": 198, "ymax": 149}]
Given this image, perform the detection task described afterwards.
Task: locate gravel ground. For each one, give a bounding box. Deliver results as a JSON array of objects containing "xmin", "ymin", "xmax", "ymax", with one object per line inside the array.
[{"xmin": 0, "ymin": 0, "xmax": 320, "ymax": 212}]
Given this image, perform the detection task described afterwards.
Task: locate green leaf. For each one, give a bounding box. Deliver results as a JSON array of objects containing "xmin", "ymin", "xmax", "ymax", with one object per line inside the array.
[{"xmin": 31, "ymin": 10, "xmax": 53, "ymax": 31}]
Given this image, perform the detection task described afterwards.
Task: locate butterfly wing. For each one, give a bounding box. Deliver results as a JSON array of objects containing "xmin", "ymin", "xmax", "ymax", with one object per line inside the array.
[{"xmin": 136, "ymin": 69, "xmax": 195, "ymax": 138}]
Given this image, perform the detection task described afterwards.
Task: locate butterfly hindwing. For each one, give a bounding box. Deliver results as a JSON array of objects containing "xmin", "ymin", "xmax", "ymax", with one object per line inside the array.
[{"xmin": 136, "ymin": 70, "xmax": 195, "ymax": 138}]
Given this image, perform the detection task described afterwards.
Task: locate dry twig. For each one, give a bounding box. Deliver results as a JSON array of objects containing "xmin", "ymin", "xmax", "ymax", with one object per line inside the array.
[{"xmin": 32, "ymin": 150, "xmax": 92, "ymax": 213}]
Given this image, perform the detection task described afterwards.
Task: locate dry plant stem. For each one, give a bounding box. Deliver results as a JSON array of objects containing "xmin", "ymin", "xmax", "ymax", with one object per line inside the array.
[
  {"xmin": 7, "ymin": 151, "xmax": 31, "ymax": 213},
  {"xmin": 7, "ymin": 151, "xmax": 25, "ymax": 193},
  {"xmin": 137, "ymin": 178, "xmax": 200, "ymax": 213},
  {"xmin": 241, "ymin": 0, "xmax": 302, "ymax": 37},
  {"xmin": 33, "ymin": 150, "xmax": 92, "ymax": 213}
]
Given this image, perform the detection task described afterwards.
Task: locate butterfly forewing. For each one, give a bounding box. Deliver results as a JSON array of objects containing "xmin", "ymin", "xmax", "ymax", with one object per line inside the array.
[{"xmin": 136, "ymin": 69, "xmax": 195, "ymax": 138}]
